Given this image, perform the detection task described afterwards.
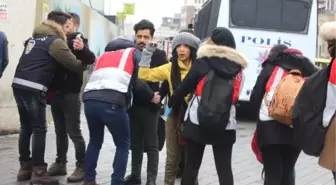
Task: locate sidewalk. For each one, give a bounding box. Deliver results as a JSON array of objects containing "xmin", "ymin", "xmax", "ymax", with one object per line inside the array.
[{"xmin": 0, "ymin": 113, "xmax": 334, "ymax": 185}]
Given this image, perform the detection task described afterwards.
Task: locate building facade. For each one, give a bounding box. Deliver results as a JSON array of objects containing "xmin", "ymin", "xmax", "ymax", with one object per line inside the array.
[
  {"xmin": 161, "ymin": 14, "xmax": 181, "ymax": 30},
  {"xmin": 180, "ymin": 0, "xmax": 206, "ymax": 28}
]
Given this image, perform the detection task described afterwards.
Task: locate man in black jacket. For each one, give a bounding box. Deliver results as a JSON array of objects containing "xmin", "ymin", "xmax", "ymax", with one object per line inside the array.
[
  {"xmin": 13, "ymin": 11, "xmax": 87, "ymax": 185},
  {"xmin": 124, "ymin": 19, "xmax": 168, "ymax": 185},
  {"xmin": 47, "ymin": 12, "xmax": 95, "ymax": 183}
]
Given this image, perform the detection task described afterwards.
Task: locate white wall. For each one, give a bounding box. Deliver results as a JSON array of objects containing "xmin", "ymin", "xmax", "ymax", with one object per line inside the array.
[{"xmin": 0, "ymin": 0, "xmax": 37, "ymax": 134}]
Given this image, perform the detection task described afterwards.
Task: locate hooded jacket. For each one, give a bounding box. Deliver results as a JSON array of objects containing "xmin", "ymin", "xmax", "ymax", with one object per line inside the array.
[
  {"xmin": 83, "ymin": 37, "xmax": 154, "ymax": 107},
  {"xmin": 250, "ymin": 50, "xmax": 319, "ymax": 148},
  {"xmin": 13, "ymin": 20, "xmax": 84, "ymax": 92},
  {"xmin": 169, "ymin": 44, "xmax": 247, "ymax": 145},
  {"xmin": 51, "ymin": 32, "xmax": 96, "ymax": 93}
]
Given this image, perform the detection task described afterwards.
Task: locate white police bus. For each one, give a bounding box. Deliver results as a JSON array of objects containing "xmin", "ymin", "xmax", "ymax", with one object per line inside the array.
[{"xmin": 194, "ymin": 0, "xmax": 317, "ymax": 106}]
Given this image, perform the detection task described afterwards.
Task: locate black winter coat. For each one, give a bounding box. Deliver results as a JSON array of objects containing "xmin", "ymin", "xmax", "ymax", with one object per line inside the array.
[
  {"xmin": 250, "ymin": 52, "xmax": 319, "ymax": 148},
  {"xmin": 131, "ymin": 49, "xmax": 169, "ymax": 112},
  {"xmin": 51, "ymin": 32, "xmax": 95, "ymax": 93},
  {"xmin": 170, "ymin": 44, "xmax": 247, "ymax": 145}
]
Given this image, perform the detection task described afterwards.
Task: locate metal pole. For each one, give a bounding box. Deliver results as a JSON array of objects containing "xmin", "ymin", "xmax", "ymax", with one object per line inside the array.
[{"xmin": 88, "ymin": 0, "xmax": 93, "ymax": 8}]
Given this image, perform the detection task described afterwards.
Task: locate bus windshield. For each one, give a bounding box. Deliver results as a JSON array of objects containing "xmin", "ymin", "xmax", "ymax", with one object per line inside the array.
[{"xmin": 230, "ymin": 0, "xmax": 313, "ymax": 33}]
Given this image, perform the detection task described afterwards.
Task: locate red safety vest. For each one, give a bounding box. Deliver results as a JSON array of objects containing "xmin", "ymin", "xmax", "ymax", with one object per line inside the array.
[
  {"xmin": 84, "ymin": 48, "xmax": 135, "ymax": 93},
  {"xmin": 323, "ymin": 59, "xmax": 336, "ymax": 127}
]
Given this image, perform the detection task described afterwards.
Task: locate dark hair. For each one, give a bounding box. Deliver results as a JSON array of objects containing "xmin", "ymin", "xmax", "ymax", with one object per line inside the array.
[
  {"xmin": 47, "ymin": 11, "xmax": 72, "ymax": 25},
  {"xmin": 133, "ymin": 19, "xmax": 155, "ymax": 36},
  {"xmin": 170, "ymin": 46, "xmax": 197, "ymax": 92},
  {"xmin": 262, "ymin": 44, "xmax": 288, "ymax": 67},
  {"xmin": 68, "ymin": 12, "xmax": 80, "ymax": 25},
  {"xmin": 268, "ymin": 44, "xmax": 289, "ymax": 61}
]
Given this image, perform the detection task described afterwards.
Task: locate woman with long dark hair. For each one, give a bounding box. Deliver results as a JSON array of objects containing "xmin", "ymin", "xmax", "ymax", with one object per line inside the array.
[
  {"xmin": 168, "ymin": 27, "xmax": 247, "ymax": 185},
  {"xmin": 138, "ymin": 32, "xmax": 200, "ymax": 185}
]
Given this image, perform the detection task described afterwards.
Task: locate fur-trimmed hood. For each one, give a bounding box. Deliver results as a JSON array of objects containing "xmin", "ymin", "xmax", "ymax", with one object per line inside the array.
[
  {"xmin": 197, "ymin": 44, "xmax": 248, "ymax": 68},
  {"xmin": 320, "ymin": 21, "xmax": 336, "ymax": 41},
  {"xmin": 33, "ymin": 20, "xmax": 66, "ymax": 40},
  {"xmin": 196, "ymin": 44, "xmax": 248, "ymax": 78}
]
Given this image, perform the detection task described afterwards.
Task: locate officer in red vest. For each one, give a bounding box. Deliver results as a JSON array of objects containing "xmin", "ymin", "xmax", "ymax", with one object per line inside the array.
[{"xmin": 82, "ymin": 36, "xmax": 161, "ymax": 185}]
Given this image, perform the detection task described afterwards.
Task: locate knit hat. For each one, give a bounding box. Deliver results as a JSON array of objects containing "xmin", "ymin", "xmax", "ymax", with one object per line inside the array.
[
  {"xmin": 210, "ymin": 27, "xmax": 236, "ymax": 49},
  {"xmin": 320, "ymin": 21, "xmax": 336, "ymax": 41},
  {"xmin": 171, "ymin": 32, "xmax": 201, "ymax": 51}
]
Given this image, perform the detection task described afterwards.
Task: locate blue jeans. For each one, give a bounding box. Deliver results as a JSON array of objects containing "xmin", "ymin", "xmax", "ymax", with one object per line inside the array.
[{"xmin": 84, "ymin": 100, "xmax": 130, "ymax": 185}]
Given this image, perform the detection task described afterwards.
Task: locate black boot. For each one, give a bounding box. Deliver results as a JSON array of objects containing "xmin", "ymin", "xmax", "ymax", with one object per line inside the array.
[
  {"xmin": 146, "ymin": 148, "xmax": 158, "ymax": 185},
  {"xmin": 124, "ymin": 148, "xmax": 143, "ymax": 185},
  {"xmin": 124, "ymin": 175, "xmax": 141, "ymax": 185}
]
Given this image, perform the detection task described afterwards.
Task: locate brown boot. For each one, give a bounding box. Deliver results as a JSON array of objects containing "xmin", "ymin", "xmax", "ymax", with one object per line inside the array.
[
  {"xmin": 47, "ymin": 162, "xmax": 67, "ymax": 176},
  {"xmin": 31, "ymin": 164, "xmax": 59, "ymax": 185},
  {"xmin": 67, "ymin": 162, "xmax": 84, "ymax": 182},
  {"xmin": 17, "ymin": 160, "xmax": 33, "ymax": 181},
  {"xmin": 83, "ymin": 180, "xmax": 98, "ymax": 185}
]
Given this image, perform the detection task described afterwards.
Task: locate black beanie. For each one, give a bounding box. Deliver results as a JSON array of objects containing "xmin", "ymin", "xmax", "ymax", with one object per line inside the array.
[{"xmin": 210, "ymin": 27, "xmax": 236, "ymax": 49}]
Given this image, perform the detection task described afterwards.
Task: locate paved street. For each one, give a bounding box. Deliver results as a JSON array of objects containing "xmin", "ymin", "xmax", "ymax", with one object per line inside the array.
[{"xmin": 0, "ymin": 112, "xmax": 334, "ymax": 185}]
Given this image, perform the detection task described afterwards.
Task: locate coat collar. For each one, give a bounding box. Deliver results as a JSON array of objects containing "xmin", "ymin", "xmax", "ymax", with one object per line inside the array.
[{"xmin": 33, "ymin": 20, "xmax": 67, "ymax": 41}]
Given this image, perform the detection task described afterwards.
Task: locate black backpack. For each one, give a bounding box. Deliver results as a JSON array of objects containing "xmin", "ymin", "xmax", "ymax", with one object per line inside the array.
[
  {"xmin": 292, "ymin": 65, "xmax": 330, "ymax": 157},
  {"xmin": 197, "ymin": 70, "xmax": 234, "ymax": 130}
]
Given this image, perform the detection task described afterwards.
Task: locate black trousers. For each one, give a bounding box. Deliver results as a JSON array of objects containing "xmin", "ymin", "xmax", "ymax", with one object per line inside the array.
[
  {"xmin": 128, "ymin": 106, "xmax": 160, "ymax": 182},
  {"xmin": 181, "ymin": 139, "xmax": 234, "ymax": 185},
  {"xmin": 13, "ymin": 88, "xmax": 47, "ymax": 166},
  {"xmin": 261, "ymin": 144, "xmax": 301, "ymax": 185},
  {"xmin": 50, "ymin": 92, "xmax": 86, "ymax": 163}
]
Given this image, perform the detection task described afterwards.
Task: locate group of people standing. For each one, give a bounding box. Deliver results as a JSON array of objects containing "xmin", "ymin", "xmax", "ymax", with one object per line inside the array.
[{"xmin": 4, "ymin": 8, "xmax": 336, "ymax": 185}]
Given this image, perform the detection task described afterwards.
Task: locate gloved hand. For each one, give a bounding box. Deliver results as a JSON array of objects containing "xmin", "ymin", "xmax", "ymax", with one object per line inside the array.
[
  {"xmin": 145, "ymin": 41, "xmax": 157, "ymax": 53},
  {"xmin": 139, "ymin": 41, "xmax": 157, "ymax": 67}
]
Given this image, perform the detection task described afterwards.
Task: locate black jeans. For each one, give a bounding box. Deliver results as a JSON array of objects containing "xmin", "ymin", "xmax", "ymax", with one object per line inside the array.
[
  {"xmin": 181, "ymin": 139, "xmax": 234, "ymax": 185},
  {"xmin": 128, "ymin": 107, "xmax": 160, "ymax": 182},
  {"xmin": 261, "ymin": 144, "xmax": 301, "ymax": 185},
  {"xmin": 50, "ymin": 93, "xmax": 86, "ymax": 163},
  {"xmin": 13, "ymin": 88, "xmax": 47, "ymax": 166}
]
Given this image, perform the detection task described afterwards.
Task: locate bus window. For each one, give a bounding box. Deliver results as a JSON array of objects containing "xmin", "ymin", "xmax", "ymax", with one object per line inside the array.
[
  {"xmin": 230, "ymin": 0, "xmax": 312, "ymax": 33},
  {"xmin": 281, "ymin": 0, "xmax": 310, "ymax": 32},
  {"xmin": 230, "ymin": 0, "xmax": 257, "ymax": 27},
  {"xmin": 194, "ymin": 0, "xmax": 222, "ymax": 39}
]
